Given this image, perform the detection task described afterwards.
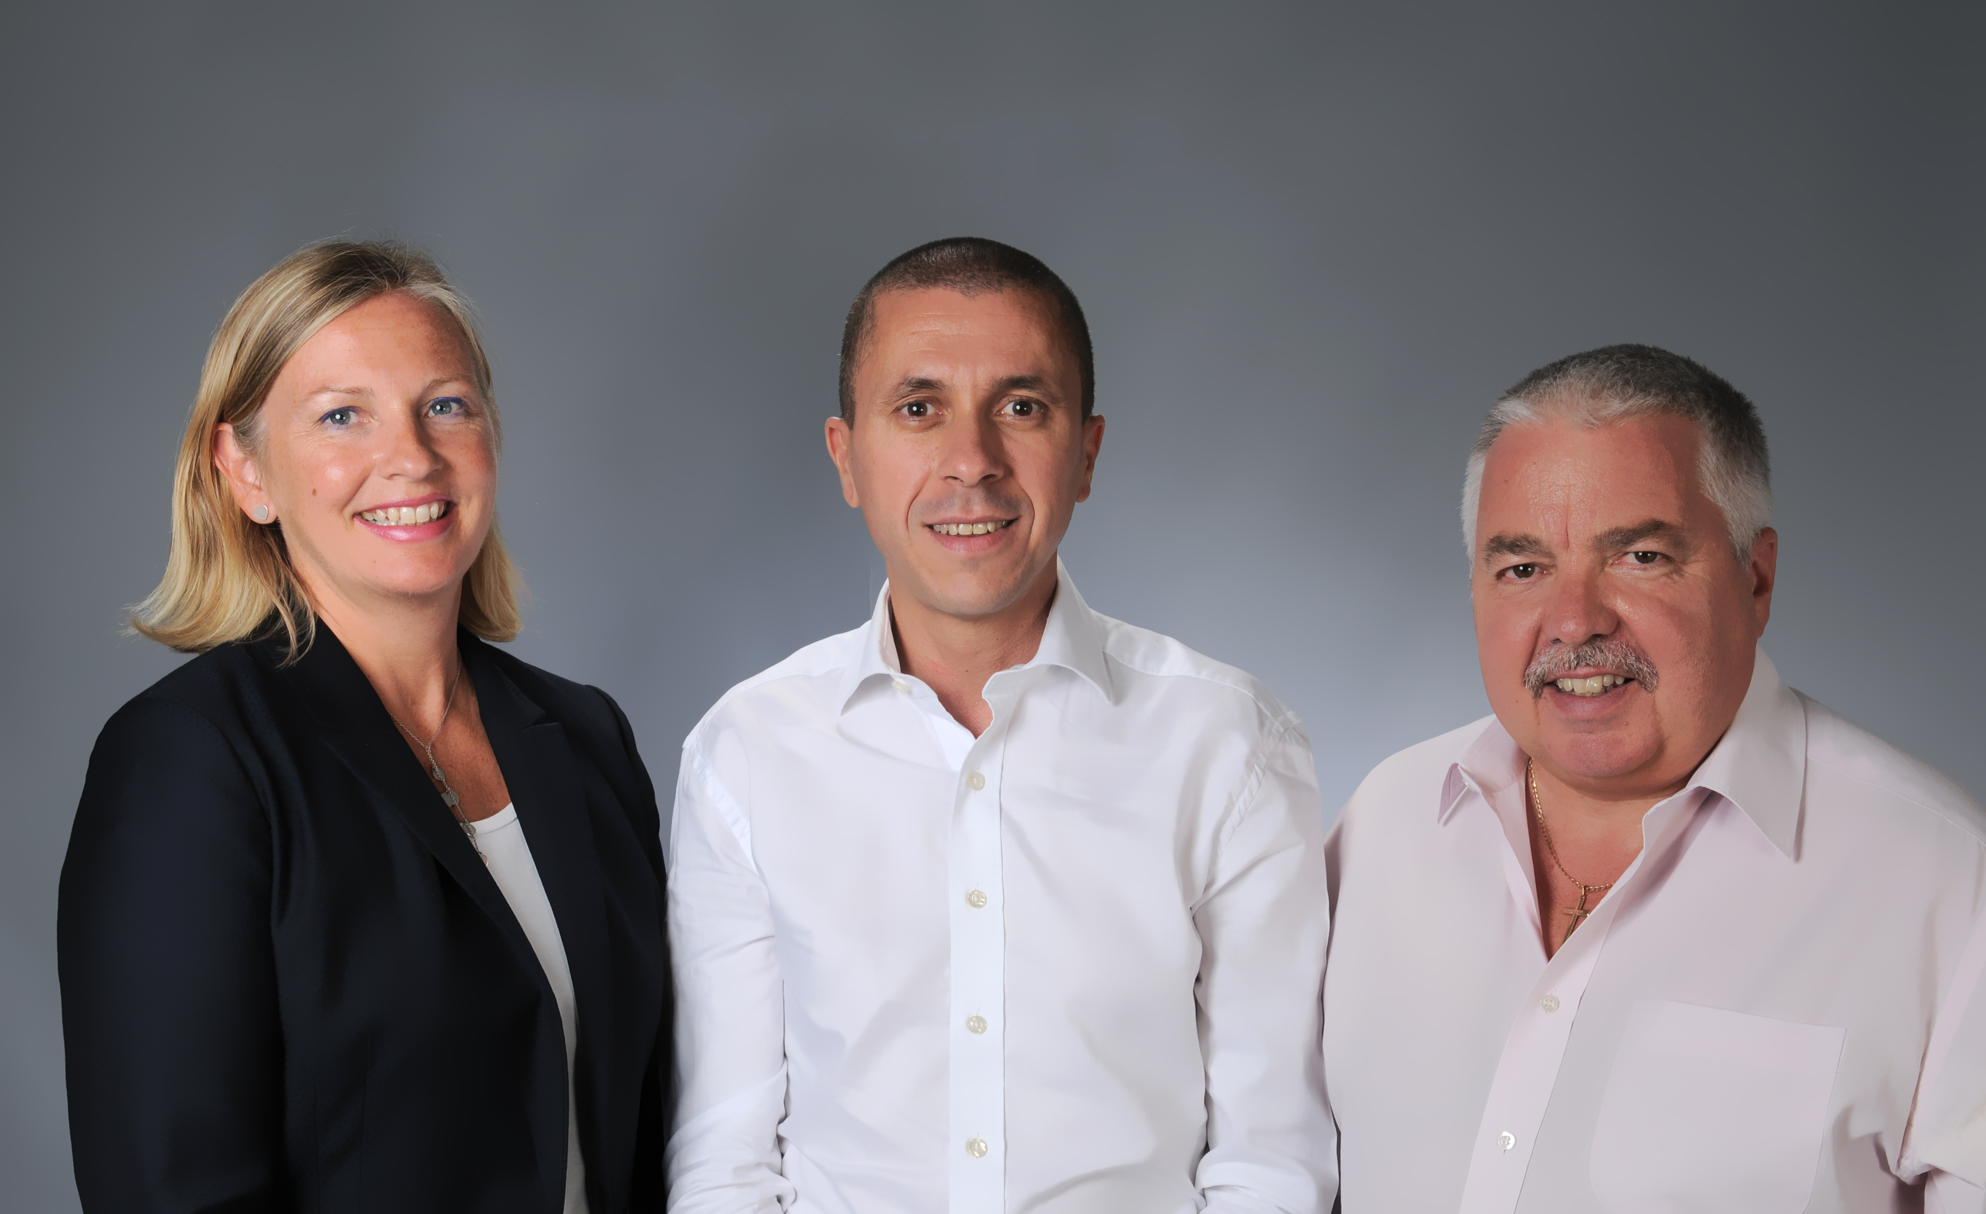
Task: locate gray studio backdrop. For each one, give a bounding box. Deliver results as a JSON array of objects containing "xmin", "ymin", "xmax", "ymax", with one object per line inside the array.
[{"xmin": 5, "ymin": 2, "xmax": 1982, "ymax": 1207}]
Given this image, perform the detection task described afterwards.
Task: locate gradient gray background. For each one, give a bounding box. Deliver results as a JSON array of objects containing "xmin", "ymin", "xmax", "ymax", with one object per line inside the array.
[{"xmin": 5, "ymin": 3, "xmax": 1982, "ymax": 1206}]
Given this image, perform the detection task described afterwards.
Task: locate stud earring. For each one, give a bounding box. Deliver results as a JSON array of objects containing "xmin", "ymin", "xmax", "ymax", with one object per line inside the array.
[{"xmin": 253, "ymin": 505, "xmax": 272, "ymax": 522}]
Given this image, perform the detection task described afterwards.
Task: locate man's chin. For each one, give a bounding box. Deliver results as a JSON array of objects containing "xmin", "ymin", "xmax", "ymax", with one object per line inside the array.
[
  {"xmin": 895, "ymin": 565, "xmax": 1046, "ymax": 625},
  {"xmin": 1531, "ymin": 730, "xmax": 1664, "ymax": 793}
]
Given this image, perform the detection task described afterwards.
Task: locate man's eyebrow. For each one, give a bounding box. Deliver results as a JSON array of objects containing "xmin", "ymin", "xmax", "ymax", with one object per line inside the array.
[
  {"xmin": 993, "ymin": 374, "xmax": 1054, "ymax": 396},
  {"xmin": 1594, "ymin": 519, "xmax": 1689, "ymax": 551},
  {"xmin": 892, "ymin": 376, "xmax": 945, "ymax": 395},
  {"xmin": 1481, "ymin": 533, "xmax": 1549, "ymax": 562}
]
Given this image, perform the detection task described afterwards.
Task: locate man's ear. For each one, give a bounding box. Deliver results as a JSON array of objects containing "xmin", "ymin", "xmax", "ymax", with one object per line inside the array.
[
  {"xmin": 214, "ymin": 423, "xmax": 272, "ymax": 520},
  {"xmin": 1747, "ymin": 526, "xmax": 1778, "ymax": 634},
  {"xmin": 825, "ymin": 416, "xmax": 860, "ymax": 509},
  {"xmin": 1074, "ymin": 413, "xmax": 1105, "ymax": 503}
]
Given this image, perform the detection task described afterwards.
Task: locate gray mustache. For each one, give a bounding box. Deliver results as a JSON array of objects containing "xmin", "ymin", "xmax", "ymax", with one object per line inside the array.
[{"xmin": 1524, "ymin": 641, "xmax": 1660, "ymax": 698}]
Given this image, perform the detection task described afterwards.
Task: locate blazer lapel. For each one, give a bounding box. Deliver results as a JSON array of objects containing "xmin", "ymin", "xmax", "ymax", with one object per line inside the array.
[
  {"xmin": 269, "ymin": 628, "xmax": 542, "ymax": 974},
  {"xmin": 465, "ymin": 639, "xmax": 618, "ymax": 1188}
]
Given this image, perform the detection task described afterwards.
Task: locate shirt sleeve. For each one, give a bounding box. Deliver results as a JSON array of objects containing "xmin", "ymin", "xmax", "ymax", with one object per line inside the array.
[
  {"xmin": 1906, "ymin": 893, "xmax": 1986, "ymax": 1210},
  {"xmin": 665, "ymin": 730, "xmax": 795, "ymax": 1212},
  {"xmin": 57, "ymin": 696, "xmax": 285, "ymax": 1212},
  {"xmin": 1193, "ymin": 714, "xmax": 1338, "ymax": 1213}
]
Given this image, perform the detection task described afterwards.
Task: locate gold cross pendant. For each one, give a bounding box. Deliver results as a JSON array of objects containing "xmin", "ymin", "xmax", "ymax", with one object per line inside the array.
[{"xmin": 1562, "ymin": 884, "xmax": 1605, "ymax": 935}]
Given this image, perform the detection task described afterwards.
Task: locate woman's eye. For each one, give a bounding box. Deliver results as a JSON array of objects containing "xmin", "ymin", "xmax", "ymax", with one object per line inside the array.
[
  {"xmin": 427, "ymin": 396, "xmax": 467, "ymax": 417},
  {"xmin": 320, "ymin": 406, "xmax": 356, "ymax": 427}
]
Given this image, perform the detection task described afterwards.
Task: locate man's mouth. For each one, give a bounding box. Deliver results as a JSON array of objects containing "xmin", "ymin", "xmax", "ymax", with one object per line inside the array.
[
  {"xmin": 1551, "ymin": 674, "xmax": 1634, "ymax": 697},
  {"xmin": 358, "ymin": 501, "xmax": 453, "ymax": 526},
  {"xmin": 929, "ymin": 519, "xmax": 1015, "ymax": 537},
  {"xmin": 1525, "ymin": 641, "xmax": 1659, "ymax": 698}
]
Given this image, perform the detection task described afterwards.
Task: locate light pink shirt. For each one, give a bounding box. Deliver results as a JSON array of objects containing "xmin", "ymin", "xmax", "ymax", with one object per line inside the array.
[{"xmin": 1324, "ymin": 653, "xmax": 1986, "ymax": 1212}]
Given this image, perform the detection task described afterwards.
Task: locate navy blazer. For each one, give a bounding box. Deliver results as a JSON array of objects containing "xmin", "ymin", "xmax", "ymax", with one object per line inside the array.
[{"xmin": 58, "ymin": 627, "xmax": 670, "ymax": 1213}]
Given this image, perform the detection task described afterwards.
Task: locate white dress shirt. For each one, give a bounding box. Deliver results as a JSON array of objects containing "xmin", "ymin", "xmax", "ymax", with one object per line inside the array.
[
  {"xmin": 666, "ymin": 565, "xmax": 1335, "ymax": 1213},
  {"xmin": 1323, "ymin": 652, "xmax": 1986, "ymax": 1213}
]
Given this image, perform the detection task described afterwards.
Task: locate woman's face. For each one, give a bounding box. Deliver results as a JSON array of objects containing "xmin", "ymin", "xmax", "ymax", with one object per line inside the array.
[{"xmin": 217, "ymin": 291, "xmax": 497, "ymax": 620}]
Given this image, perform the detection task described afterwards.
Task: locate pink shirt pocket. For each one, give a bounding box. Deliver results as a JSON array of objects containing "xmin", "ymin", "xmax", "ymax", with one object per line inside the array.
[{"xmin": 1589, "ymin": 999, "xmax": 1845, "ymax": 1213}]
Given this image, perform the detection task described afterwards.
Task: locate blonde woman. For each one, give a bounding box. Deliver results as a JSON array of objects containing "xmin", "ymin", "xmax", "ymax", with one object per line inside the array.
[{"xmin": 58, "ymin": 241, "xmax": 668, "ymax": 1213}]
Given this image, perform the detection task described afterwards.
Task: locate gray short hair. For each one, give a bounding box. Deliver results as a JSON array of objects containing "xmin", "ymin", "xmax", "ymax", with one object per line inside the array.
[{"xmin": 1460, "ymin": 344, "xmax": 1772, "ymax": 558}]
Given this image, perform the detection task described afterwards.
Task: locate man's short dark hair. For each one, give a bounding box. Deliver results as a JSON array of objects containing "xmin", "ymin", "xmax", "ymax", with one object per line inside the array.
[{"xmin": 837, "ymin": 237, "xmax": 1095, "ymax": 422}]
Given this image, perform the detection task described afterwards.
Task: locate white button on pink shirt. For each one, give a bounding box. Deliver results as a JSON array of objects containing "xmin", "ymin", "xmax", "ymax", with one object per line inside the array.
[{"xmin": 1324, "ymin": 653, "xmax": 1986, "ymax": 1212}]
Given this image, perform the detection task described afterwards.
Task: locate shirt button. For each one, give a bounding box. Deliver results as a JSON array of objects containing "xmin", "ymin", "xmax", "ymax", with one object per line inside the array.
[
  {"xmin": 966, "ymin": 1137, "xmax": 990, "ymax": 1158},
  {"xmin": 966, "ymin": 889, "xmax": 989, "ymax": 909},
  {"xmin": 966, "ymin": 1014, "xmax": 988, "ymax": 1034},
  {"xmin": 1496, "ymin": 1130, "xmax": 1516, "ymax": 1152},
  {"xmin": 966, "ymin": 770, "xmax": 986, "ymax": 791},
  {"xmin": 1539, "ymin": 994, "xmax": 1561, "ymax": 1013},
  {"xmin": 892, "ymin": 679, "xmax": 910, "ymax": 695}
]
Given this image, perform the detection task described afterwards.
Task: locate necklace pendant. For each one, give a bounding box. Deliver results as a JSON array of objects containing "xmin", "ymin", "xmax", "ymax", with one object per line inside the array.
[
  {"xmin": 429, "ymin": 762, "xmax": 446, "ymax": 784},
  {"xmin": 458, "ymin": 818, "xmax": 476, "ymax": 839},
  {"xmin": 441, "ymin": 788, "xmax": 461, "ymax": 809}
]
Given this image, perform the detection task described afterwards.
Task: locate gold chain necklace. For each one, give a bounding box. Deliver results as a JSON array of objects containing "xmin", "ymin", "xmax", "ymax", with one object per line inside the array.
[
  {"xmin": 385, "ymin": 660, "xmax": 485, "ymax": 864},
  {"xmin": 1527, "ymin": 759, "xmax": 1613, "ymax": 936}
]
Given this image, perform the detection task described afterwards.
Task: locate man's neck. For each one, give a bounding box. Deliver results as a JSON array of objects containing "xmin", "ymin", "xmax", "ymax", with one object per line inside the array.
[
  {"xmin": 890, "ymin": 569, "xmax": 1058, "ymax": 737},
  {"xmin": 1525, "ymin": 761, "xmax": 1684, "ymax": 957},
  {"xmin": 1530, "ymin": 764, "xmax": 1680, "ymax": 834}
]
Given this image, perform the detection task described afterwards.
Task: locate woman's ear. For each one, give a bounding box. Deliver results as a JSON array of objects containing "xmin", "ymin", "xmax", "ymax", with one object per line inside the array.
[{"xmin": 214, "ymin": 423, "xmax": 273, "ymax": 522}]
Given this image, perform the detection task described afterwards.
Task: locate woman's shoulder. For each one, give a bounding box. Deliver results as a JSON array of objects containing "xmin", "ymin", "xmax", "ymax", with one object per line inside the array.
[
  {"xmin": 82, "ymin": 639, "xmax": 280, "ymax": 802},
  {"xmin": 105, "ymin": 640, "xmax": 278, "ymax": 734}
]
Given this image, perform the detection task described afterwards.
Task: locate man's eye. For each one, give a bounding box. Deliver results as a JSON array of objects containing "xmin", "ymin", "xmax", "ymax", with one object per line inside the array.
[
  {"xmin": 901, "ymin": 401, "xmax": 932, "ymax": 419},
  {"xmin": 1628, "ymin": 551, "xmax": 1667, "ymax": 566},
  {"xmin": 1005, "ymin": 398, "xmax": 1039, "ymax": 417},
  {"xmin": 320, "ymin": 406, "xmax": 356, "ymax": 427},
  {"xmin": 1503, "ymin": 563, "xmax": 1539, "ymax": 580}
]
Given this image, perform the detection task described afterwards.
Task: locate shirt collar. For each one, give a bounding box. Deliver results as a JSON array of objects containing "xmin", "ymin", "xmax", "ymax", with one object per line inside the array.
[
  {"xmin": 1438, "ymin": 650, "xmax": 1806, "ymax": 858},
  {"xmin": 1686, "ymin": 651, "xmax": 1806, "ymax": 857},
  {"xmin": 836, "ymin": 558, "xmax": 1115, "ymax": 714},
  {"xmin": 1440, "ymin": 719, "xmax": 1526, "ymax": 824}
]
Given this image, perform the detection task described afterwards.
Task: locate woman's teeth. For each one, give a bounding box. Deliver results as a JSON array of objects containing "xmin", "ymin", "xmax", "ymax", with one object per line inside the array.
[
  {"xmin": 931, "ymin": 520, "xmax": 1012, "ymax": 536},
  {"xmin": 1555, "ymin": 674, "xmax": 1630, "ymax": 696},
  {"xmin": 360, "ymin": 502, "xmax": 451, "ymax": 526}
]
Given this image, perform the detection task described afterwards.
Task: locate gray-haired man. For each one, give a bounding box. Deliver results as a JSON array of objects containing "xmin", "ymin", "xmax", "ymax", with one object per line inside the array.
[{"xmin": 1323, "ymin": 344, "xmax": 1986, "ymax": 1211}]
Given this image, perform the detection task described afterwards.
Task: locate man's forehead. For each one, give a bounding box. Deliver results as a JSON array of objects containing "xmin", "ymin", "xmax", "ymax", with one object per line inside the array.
[
  {"xmin": 870, "ymin": 285, "xmax": 1055, "ymax": 335},
  {"xmin": 1484, "ymin": 417, "xmax": 1703, "ymax": 498},
  {"xmin": 1476, "ymin": 417, "xmax": 1716, "ymax": 537},
  {"xmin": 862, "ymin": 288, "xmax": 1072, "ymax": 380}
]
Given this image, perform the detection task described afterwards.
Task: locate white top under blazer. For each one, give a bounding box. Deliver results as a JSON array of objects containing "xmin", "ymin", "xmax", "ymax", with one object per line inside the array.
[{"xmin": 477, "ymin": 804, "xmax": 589, "ymax": 1214}]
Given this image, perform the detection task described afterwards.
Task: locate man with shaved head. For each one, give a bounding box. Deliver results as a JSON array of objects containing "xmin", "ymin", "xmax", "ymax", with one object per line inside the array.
[
  {"xmin": 666, "ymin": 237, "xmax": 1335, "ymax": 1212},
  {"xmin": 1323, "ymin": 344, "xmax": 1986, "ymax": 1211}
]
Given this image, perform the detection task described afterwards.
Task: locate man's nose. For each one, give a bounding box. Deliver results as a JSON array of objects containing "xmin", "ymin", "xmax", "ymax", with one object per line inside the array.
[
  {"xmin": 940, "ymin": 413, "xmax": 1006, "ymax": 487},
  {"xmin": 1548, "ymin": 567, "xmax": 1620, "ymax": 647}
]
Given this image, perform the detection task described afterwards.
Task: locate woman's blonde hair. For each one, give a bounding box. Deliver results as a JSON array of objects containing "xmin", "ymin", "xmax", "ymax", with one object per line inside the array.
[{"xmin": 130, "ymin": 239, "xmax": 523, "ymax": 660}]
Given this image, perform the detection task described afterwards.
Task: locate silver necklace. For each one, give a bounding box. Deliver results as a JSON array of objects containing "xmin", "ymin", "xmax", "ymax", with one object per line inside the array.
[{"xmin": 385, "ymin": 660, "xmax": 485, "ymax": 863}]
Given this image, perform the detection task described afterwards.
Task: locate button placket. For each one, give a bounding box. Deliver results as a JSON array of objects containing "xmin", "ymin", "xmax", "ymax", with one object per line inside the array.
[
  {"xmin": 947, "ymin": 728, "xmax": 1006, "ymax": 1214},
  {"xmin": 1455, "ymin": 912, "xmax": 1612, "ymax": 1214}
]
